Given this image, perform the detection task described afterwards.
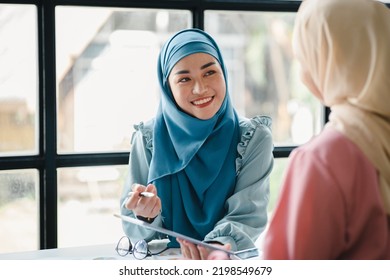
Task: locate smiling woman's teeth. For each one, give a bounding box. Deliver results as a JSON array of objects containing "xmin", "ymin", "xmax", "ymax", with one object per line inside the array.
[{"xmin": 193, "ymin": 97, "xmax": 212, "ymax": 105}]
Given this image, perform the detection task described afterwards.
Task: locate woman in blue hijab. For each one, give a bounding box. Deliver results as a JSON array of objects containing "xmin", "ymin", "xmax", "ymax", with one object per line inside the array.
[{"xmin": 121, "ymin": 28, "xmax": 274, "ymax": 259}]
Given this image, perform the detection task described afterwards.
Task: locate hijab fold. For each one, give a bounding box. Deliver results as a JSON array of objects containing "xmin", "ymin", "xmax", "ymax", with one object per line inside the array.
[
  {"xmin": 293, "ymin": 0, "xmax": 390, "ymax": 214},
  {"xmin": 148, "ymin": 29, "xmax": 240, "ymax": 246}
]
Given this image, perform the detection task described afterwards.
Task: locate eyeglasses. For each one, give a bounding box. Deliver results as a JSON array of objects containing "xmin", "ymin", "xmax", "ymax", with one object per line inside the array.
[{"xmin": 115, "ymin": 236, "xmax": 168, "ymax": 260}]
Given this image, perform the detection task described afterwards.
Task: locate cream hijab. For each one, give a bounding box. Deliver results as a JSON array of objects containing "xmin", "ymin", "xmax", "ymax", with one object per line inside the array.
[{"xmin": 293, "ymin": 0, "xmax": 390, "ymax": 215}]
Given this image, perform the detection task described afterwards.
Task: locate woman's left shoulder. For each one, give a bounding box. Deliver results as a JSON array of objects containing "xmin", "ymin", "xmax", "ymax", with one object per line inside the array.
[
  {"xmin": 236, "ymin": 116, "xmax": 273, "ymax": 174},
  {"xmin": 238, "ymin": 115, "xmax": 272, "ymax": 138},
  {"xmin": 237, "ymin": 116, "xmax": 273, "ymax": 155}
]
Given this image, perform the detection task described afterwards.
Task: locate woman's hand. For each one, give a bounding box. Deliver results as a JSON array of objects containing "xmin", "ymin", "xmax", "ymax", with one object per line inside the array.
[
  {"xmin": 177, "ymin": 238, "xmax": 231, "ymax": 260},
  {"xmin": 124, "ymin": 183, "xmax": 161, "ymax": 219},
  {"xmin": 207, "ymin": 250, "xmax": 230, "ymax": 260}
]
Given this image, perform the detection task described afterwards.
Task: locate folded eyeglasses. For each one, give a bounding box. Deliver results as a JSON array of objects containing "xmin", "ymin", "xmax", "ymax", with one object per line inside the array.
[{"xmin": 116, "ymin": 236, "xmax": 169, "ymax": 260}]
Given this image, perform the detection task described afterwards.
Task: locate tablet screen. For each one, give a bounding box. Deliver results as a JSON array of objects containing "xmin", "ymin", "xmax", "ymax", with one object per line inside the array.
[{"xmin": 114, "ymin": 213, "xmax": 259, "ymax": 259}]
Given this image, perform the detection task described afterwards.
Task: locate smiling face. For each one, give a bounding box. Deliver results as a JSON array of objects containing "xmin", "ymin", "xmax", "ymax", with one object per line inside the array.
[{"xmin": 168, "ymin": 53, "xmax": 226, "ymax": 120}]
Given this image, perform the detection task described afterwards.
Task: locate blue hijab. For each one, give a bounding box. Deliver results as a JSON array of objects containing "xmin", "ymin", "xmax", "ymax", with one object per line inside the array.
[{"xmin": 148, "ymin": 28, "xmax": 240, "ymax": 247}]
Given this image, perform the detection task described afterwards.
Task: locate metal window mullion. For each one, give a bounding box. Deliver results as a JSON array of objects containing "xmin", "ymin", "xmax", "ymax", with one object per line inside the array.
[
  {"xmin": 38, "ymin": 0, "xmax": 58, "ymax": 250},
  {"xmin": 190, "ymin": 0, "xmax": 204, "ymax": 30},
  {"xmin": 324, "ymin": 106, "xmax": 330, "ymax": 124}
]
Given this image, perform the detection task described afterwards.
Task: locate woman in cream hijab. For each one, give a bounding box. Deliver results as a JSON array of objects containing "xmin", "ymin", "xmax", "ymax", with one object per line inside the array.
[{"xmin": 260, "ymin": 0, "xmax": 390, "ymax": 259}]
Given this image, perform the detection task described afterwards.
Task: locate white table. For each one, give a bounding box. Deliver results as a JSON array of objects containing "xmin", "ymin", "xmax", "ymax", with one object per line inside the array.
[{"xmin": 0, "ymin": 239, "xmax": 181, "ymax": 260}]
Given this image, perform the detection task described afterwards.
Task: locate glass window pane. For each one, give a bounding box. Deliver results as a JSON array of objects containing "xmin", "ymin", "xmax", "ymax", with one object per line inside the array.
[
  {"xmin": 56, "ymin": 7, "xmax": 191, "ymax": 154},
  {"xmin": 57, "ymin": 166, "xmax": 127, "ymax": 247},
  {"xmin": 205, "ymin": 11, "xmax": 323, "ymax": 146},
  {"xmin": 268, "ymin": 158, "xmax": 288, "ymax": 214},
  {"xmin": 0, "ymin": 169, "xmax": 39, "ymax": 253},
  {"xmin": 0, "ymin": 5, "xmax": 38, "ymax": 155},
  {"xmin": 256, "ymin": 157, "xmax": 288, "ymax": 247}
]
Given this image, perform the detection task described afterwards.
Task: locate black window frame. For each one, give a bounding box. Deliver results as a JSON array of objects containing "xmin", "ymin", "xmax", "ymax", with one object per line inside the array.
[{"xmin": 0, "ymin": 0, "xmax": 331, "ymax": 250}]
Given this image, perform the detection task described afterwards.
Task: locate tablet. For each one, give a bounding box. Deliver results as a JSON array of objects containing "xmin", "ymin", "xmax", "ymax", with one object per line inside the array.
[{"xmin": 114, "ymin": 213, "xmax": 259, "ymax": 260}]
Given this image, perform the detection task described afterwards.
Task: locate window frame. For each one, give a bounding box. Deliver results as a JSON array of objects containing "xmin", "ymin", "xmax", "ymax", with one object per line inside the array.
[{"xmin": 0, "ymin": 0, "xmax": 332, "ymax": 250}]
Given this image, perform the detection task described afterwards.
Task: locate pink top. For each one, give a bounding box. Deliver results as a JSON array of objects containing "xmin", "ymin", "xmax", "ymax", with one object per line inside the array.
[{"xmin": 263, "ymin": 127, "xmax": 390, "ymax": 259}]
